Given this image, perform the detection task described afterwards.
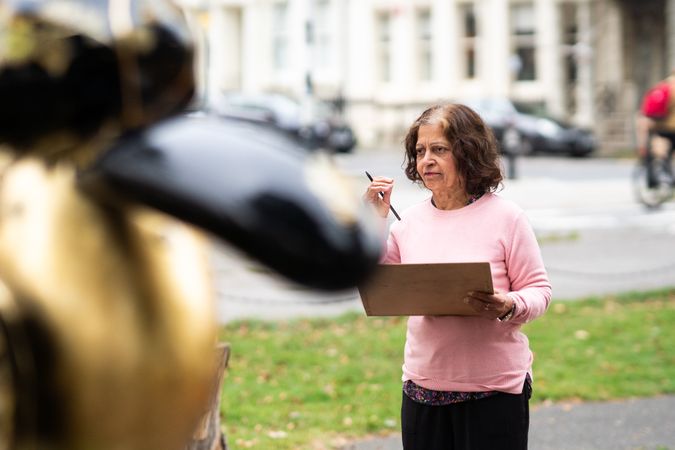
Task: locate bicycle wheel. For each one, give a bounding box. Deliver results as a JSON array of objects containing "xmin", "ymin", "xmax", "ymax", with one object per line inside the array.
[{"xmin": 632, "ymin": 160, "xmax": 673, "ymax": 208}]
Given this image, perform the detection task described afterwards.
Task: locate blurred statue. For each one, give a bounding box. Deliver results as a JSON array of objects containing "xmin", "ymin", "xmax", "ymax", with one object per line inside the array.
[{"xmin": 0, "ymin": 1, "xmax": 380, "ymax": 449}]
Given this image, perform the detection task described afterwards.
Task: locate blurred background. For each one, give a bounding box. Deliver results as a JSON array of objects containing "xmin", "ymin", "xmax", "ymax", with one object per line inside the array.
[
  {"xmin": 168, "ymin": 0, "xmax": 675, "ymax": 324},
  {"xmin": 177, "ymin": 0, "xmax": 672, "ymax": 156},
  {"xmin": 168, "ymin": 0, "xmax": 675, "ymax": 319},
  {"xmin": 161, "ymin": 4, "xmax": 675, "ymax": 448}
]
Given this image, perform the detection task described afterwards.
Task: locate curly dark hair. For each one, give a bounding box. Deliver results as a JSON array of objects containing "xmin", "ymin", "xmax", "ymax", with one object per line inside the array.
[{"xmin": 403, "ymin": 103, "xmax": 503, "ymax": 197}]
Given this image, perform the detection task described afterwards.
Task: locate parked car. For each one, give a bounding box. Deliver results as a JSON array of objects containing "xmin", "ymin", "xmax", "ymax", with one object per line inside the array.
[
  {"xmin": 206, "ymin": 92, "xmax": 357, "ymax": 153},
  {"xmin": 460, "ymin": 98, "xmax": 596, "ymax": 157}
]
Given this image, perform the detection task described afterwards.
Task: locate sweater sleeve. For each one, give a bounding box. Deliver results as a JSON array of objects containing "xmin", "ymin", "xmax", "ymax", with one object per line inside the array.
[
  {"xmin": 380, "ymin": 221, "xmax": 402, "ymax": 264},
  {"xmin": 505, "ymin": 211, "xmax": 552, "ymax": 324}
]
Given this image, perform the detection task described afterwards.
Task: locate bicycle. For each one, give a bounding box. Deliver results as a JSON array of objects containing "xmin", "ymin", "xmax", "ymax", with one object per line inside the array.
[{"xmin": 632, "ymin": 152, "xmax": 674, "ymax": 208}]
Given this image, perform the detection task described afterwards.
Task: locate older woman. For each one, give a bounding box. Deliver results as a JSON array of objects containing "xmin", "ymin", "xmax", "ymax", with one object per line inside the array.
[{"xmin": 365, "ymin": 103, "xmax": 551, "ymax": 450}]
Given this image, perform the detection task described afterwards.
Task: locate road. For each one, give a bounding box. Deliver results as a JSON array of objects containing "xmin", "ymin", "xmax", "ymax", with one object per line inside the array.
[{"xmin": 213, "ymin": 153, "xmax": 675, "ymax": 324}]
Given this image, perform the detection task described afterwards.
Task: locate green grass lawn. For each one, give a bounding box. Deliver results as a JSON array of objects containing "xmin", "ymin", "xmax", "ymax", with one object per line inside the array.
[{"xmin": 219, "ymin": 289, "xmax": 675, "ymax": 449}]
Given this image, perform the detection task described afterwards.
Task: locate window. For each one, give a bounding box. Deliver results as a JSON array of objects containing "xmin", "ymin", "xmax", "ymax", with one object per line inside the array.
[
  {"xmin": 272, "ymin": 2, "xmax": 289, "ymax": 70},
  {"xmin": 561, "ymin": 2, "xmax": 579, "ymax": 113},
  {"xmin": 417, "ymin": 9, "xmax": 432, "ymax": 81},
  {"xmin": 561, "ymin": 3, "xmax": 578, "ymax": 83},
  {"xmin": 377, "ymin": 12, "xmax": 392, "ymax": 82},
  {"xmin": 460, "ymin": 3, "xmax": 478, "ymax": 79},
  {"xmin": 510, "ymin": 3, "xmax": 536, "ymax": 81},
  {"xmin": 314, "ymin": 0, "xmax": 333, "ymax": 69}
]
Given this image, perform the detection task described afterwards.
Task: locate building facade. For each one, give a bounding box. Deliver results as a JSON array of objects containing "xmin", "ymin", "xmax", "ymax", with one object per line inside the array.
[{"xmin": 178, "ymin": 0, "xmax": 675, "ymax": 154}]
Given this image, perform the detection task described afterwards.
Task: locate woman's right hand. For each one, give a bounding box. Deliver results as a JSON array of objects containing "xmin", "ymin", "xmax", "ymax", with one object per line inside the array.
[{"xmin": 363, "ymin": 176, "xmax": 394, "ymax": 218}]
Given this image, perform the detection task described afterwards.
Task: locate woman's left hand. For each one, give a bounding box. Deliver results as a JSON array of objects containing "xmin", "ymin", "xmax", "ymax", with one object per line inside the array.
[{"xmin": 463, "ymin": 291, "xmax": 513, "ymax": 320}]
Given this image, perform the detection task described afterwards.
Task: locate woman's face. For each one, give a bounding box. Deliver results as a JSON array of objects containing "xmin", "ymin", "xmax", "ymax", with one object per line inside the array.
[{"xmin": 415, "ymin": 123, "xmax": 464, "ymax": 196}]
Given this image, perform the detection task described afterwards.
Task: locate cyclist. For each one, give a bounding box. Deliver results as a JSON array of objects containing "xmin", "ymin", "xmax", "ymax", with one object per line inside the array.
[{"xmin": 637, "ymin": 71, "xmax": 675, "ymax": 188}]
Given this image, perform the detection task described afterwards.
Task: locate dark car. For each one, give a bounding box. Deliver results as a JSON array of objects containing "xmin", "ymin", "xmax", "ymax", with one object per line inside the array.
[
  {"xmin": 461, "ymin": 98, "xmax": 596, "ymax": 157},
  {"xmin": 206, "ymin": 92, "xmax": 357, "ymax": 153}
]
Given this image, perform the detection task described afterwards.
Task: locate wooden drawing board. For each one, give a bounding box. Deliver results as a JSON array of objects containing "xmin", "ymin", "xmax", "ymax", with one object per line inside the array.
[{"xmin": 357, "ymin": 262, "xmax": 494, "ymax": 316}]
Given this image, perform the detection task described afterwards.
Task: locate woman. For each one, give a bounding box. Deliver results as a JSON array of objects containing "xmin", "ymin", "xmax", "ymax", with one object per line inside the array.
[{"xmin": 365, "ymin": 103, "xmax": 551, "ymax": 449}]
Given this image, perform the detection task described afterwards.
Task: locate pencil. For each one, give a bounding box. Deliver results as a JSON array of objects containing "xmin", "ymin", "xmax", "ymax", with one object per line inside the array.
[{"xmin": 365, "ymin": 171, "xmax": 401, "ymax": 221}]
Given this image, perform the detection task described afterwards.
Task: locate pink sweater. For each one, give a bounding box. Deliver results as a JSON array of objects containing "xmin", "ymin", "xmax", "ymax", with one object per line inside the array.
[{"xmin": 382, "ymin": 193, "xmax": 551, "ymax": 394}]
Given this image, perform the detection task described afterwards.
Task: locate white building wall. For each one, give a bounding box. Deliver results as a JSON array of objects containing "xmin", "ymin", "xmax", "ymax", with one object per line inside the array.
[
  {"xmin": 575, "ymin": 0, "xmax": 594, "ymax": 126},
  {"xmin": 346, "ymin": 0, "xmax": 375, "ymax": 100},
  {"xmin": 537, "ymin": 0, "xmax": 562, "ymax": 115},
  {"xmin": 180, "ymin": 0, "xmax": 596, "ymax": 149},
  {"xmin": 239, "ymin": 3, "xmax": 265, "ymax": 92},
  {"xmin": 311, "ymin": 0, "xmax": 346, "ymax": 88},
  {"xmin": 432, "ymin": 0, "xmax": 456, "ymax": 96},
  {"xmin": 345, "ymin": 0, "xmax": 379, "ymax": 145},
  {"xmin": 387, "ymin": 5, "xmax": 415, "ymax": 101},
  {"xmin": 289, "ymin": 0, "xmax": 310, "ymax": 98},
  {"xmin": 482, "ymin": 0, "xmax": 511, "ymax": 98},
  {"xmin": 208, "ymin": 7, "xmax": 241, "ymax": 94}
]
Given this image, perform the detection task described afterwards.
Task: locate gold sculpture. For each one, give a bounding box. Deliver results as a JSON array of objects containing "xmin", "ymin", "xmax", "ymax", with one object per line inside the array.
[
  {"xmin": 0, "ymin": 155, "xmax": 217, "ymax": 450},
  {"xmin": 0, "ymin": 2, "xmax": 217, "ymax": 448},
  {"xmin": 0, "ymin": 1, "xmax": 378, "ymax": 449}
]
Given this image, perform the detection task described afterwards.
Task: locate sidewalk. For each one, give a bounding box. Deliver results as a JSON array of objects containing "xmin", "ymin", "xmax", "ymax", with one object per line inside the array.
[
  {"xmin": 213, "ymin": 172, "xmax": 675, "ymax": 322},
  {"xmin": 340, "ymin": 395, "xmax": 675, "ymax": 450}
]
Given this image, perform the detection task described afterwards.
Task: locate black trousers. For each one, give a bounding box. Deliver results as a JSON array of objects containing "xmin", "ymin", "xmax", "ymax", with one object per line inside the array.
[{"xmin": 401, "ymin": 380, "xmax": 531, "ymax": 450}]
